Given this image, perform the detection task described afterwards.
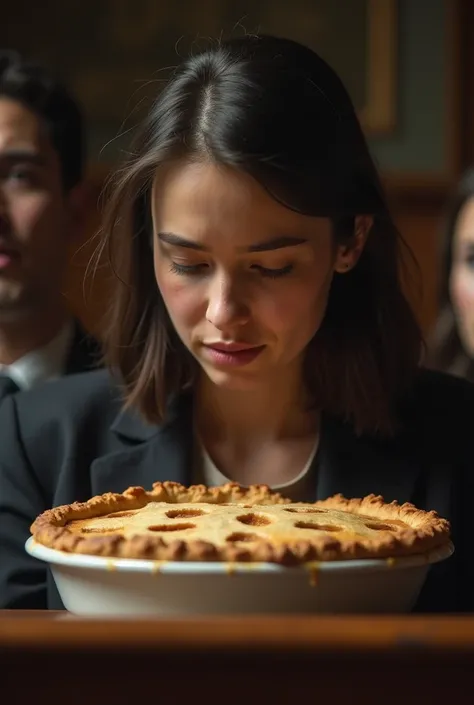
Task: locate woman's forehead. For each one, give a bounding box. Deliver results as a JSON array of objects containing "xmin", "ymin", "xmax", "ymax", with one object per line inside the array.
[{"xmin": 151, "ymin": 160, "xmax": 330, "ymax": 238}]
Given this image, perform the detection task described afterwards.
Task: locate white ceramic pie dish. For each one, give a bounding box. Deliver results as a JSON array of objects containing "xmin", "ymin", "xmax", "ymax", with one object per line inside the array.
[{"xmin": 25, "ymin": 537, "xmax": 454, "ymax": 615}]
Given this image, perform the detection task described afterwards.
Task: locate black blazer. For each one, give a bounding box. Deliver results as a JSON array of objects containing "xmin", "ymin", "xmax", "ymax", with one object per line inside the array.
[{"xmin": 0, "ymin": 367, "xmax": 473, "ymax": 612}]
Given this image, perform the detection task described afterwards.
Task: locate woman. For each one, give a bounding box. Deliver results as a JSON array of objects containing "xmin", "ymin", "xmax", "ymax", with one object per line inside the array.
[
  {"xmin": 427, "ymin": 167, "xmax": 474, "ymax": 380},
  {"xmin": 0, "ymin": 35, "xmax": 473, "ymax": 612}
]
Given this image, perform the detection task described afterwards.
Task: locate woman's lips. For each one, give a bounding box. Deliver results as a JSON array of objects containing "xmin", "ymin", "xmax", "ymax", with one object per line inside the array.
[{"xmin": 201, "ymin": 342, "xmax": 266, "ymax": 367}]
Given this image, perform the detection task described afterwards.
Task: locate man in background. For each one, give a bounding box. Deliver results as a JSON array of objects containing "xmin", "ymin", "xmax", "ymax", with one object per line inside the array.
[{"xmin": 0, "ymin": 50, "xmax": 100, "ymax": 402}]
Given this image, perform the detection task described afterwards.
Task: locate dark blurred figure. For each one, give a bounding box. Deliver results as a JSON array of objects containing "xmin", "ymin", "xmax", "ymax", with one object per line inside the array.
[
  {"xmin": 427, "ymin": 167, "xmax": 474, "ymax": 381},
  {"xmin": 0, "ymin": 50, "xmax": 99, "ymax": 401}
]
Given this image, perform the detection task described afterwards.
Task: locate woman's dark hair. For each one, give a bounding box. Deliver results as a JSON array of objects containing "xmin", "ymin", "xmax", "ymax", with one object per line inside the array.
[
  {"xmin": 0, "ymin": 50, "xmax": 84, "ymax": 191},
  {"xmin": 426, "ymin": 167, "xmax": 474, "ymax": 381},
  {"xmin": 99, "ymin": 34, "xmax": 422, "ymax": 435}
]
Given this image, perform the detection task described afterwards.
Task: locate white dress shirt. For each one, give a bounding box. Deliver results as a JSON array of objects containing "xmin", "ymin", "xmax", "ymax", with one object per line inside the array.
[{"xmin": 0, "ymin": 320, "xmax": 74, "ymax": 391}]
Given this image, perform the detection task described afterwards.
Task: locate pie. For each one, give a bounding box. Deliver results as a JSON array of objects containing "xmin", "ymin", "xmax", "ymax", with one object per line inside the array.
[{"xmin": 30, "ymin": 481, "xmax": 451, "ymax": 565}]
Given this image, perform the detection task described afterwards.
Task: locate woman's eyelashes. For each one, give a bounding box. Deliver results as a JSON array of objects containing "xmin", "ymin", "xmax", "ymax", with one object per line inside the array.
[
  {"xmin": 168, "ymin": 261, "xmax": 206, "ymax": 276},
  {"xmin": 253, "ymin": 263, "xmax": 294, "ymax": 278},
  {"xmin": 168, "ymin": 261, "xmax": 294, "ymax": 278}
]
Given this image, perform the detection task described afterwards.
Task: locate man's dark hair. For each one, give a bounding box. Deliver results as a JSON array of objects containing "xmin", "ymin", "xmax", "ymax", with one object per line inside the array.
[{"xmin": 0, "ymin": 49, "xmax": 84, "ymax": 190}]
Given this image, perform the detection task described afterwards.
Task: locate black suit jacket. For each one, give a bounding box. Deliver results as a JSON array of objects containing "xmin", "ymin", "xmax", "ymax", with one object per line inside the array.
[{"xmin": 0, "ymin": 367, "xmax": 472, "ymax": 612}]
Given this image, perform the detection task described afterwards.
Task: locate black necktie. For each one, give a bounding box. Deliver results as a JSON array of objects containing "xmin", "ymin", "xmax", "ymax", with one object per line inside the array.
[{"xmin": 0, "ymin": 374, "xmax": 20, "ymax": 401}]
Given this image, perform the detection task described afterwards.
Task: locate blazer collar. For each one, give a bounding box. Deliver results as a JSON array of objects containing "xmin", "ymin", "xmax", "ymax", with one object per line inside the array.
[
  {"xmin": 91, "ymin": 390, "xmax": 194, "ymax": 496},
  {"xmin": 109, "ymin": 388, "xmax": 193, "ymax": 441},
  {"xmin": 93, "ymin": 390, "xmax": 422, "ymax": 506}
]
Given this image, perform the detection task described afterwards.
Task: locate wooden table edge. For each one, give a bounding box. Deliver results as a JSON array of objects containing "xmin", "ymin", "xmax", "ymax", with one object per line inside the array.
[{"xmin": 1, "ymin": 613, "xmax": 474, "ymax": 651}]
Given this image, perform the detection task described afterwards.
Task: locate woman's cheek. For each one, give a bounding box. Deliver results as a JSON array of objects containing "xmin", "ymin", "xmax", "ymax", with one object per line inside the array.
[
  {"xmin": 258, "ymin": 286, "xmax": 314, "ymax": 334},
  {"xmin": 158, "ymin": 274, "xmax": 204, "ymax": 325}
]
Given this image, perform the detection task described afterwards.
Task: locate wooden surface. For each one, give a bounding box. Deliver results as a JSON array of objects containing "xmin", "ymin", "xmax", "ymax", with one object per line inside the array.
[{"xmin": 1, "ymin": 612, "xmax": 474, "ymax": 704}]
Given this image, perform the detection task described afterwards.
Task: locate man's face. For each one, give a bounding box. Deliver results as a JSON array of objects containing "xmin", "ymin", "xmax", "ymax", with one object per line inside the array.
[{"xmin": 0, "ymin": 96, "xmax": 77, "ymax": 321}]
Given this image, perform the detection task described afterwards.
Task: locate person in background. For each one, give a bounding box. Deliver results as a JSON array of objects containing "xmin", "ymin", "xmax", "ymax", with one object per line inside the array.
[
  {"xmin": 0, "ymin": 35, "xmax": 473, "ymax": 612},
  {"xmin": 427, "ymin": 167, "xmax": 474, "ymax": 381},
  {"xmin": 0, "ymin": 50, "xmax": 100, "ymax": 402}
]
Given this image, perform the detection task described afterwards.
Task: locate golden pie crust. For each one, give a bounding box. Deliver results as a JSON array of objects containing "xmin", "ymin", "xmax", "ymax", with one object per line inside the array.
[{"xmin": 30, "ymin": 482, "xmax": 451, "ymax": 565}]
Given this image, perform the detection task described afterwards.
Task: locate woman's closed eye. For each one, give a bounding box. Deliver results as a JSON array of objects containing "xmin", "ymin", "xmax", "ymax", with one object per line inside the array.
[
  {"xmin": 169, "ymin": 261, "xmax": 294, "ymax": 279},
  {"xmin": 169, "ymin": 261, "xmax": 208, "ymax": 276},
  {"xmin": 251, "ymin": 263, "xmax": 294, "ymax": 278}
]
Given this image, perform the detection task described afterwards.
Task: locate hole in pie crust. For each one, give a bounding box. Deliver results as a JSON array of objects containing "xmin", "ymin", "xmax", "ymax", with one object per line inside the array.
[
  {"xmin": 165, "ymin": 509, "xmax": 205, "ymax": 518},
  {"xmin": 237, "ymin": 513, "xmax": 272, "ymax": 526},
  {"xmin": 226, "ymin": 532, "xmax": 262, "ymax": 543},
  {"xmin": 365, "ymin": 522, "xmax": 395, "ymax": 531},
  {"xmin": 147, "ymin": 523, "xmax": 196, "ymax": 532},
  {"xmin": 103, "ymin": 511, "xmax": 137, "ymax": 519},
  {"xmin": 284, "ymin": 507, "xmax": 325, "ymax": 514},
  {"xmin": 80, "ymin": 527, "xmax": 121, "ymax": 534},
  {"xmin": 294, "ymin": 521, "xmax": 342, "ymax": 532}
]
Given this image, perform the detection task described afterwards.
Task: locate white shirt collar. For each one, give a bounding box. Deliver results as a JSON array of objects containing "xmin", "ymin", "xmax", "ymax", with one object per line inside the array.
[{"xmin": 0, "ymin": 320, "xmax": 75, "ymax": 391}]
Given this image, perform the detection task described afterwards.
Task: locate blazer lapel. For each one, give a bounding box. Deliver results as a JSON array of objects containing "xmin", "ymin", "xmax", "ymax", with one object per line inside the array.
[
  {"xmin": 315, "ymin": 414, "xmax": 422, "ymax": 505},
  {"xmin": 90, "ymin": 390, "xmax": 195, "ymax": 497}
]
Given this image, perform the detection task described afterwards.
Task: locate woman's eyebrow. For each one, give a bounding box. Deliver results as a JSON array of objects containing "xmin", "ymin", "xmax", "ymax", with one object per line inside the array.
[{"xmin": 157, "ymin": 231, "xmax": 307, "ymax": 252}]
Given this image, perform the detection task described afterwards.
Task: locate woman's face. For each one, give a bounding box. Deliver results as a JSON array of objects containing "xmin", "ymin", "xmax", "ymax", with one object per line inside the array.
[
  {"xmin": 152, "ymin": 161, "xmax": 365, "ymax": 391},
  {"xmin": 450, "ymin": 197, "xmax": 474, "ymax": 356}
]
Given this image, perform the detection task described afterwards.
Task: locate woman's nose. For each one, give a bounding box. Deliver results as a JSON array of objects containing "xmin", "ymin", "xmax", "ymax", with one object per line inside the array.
[{"xmin": 205, "ymin": 274, "xmax": 250, "ymax": 330}]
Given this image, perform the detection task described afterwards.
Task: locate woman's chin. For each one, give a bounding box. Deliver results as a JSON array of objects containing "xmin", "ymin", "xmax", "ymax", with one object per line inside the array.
[{"xmin": 200, "ymin": 365, "xmax": 264, "ymax": 392}]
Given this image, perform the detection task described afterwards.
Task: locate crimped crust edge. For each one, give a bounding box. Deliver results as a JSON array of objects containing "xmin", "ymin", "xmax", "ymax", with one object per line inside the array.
[{"xmin": 30, "ymin": 482, "xmax": 452, "ymax": 564}]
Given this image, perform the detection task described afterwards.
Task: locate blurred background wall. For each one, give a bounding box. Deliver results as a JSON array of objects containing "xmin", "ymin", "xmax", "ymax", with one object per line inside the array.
[{"xmin": 2, "ymin": 0, "xmax": 473, "ymax": 339}]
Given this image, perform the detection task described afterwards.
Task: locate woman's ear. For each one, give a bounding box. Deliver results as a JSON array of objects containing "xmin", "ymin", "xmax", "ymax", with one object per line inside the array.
[{"xmin": 334, "ymin": 215, "xmax": 373, "ymax": 273}]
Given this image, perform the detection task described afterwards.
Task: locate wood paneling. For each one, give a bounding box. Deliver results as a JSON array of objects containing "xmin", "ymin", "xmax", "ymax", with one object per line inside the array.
[{"xmin": 393, "ymin": 201, "xmax": 445, "ymax": 334}]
